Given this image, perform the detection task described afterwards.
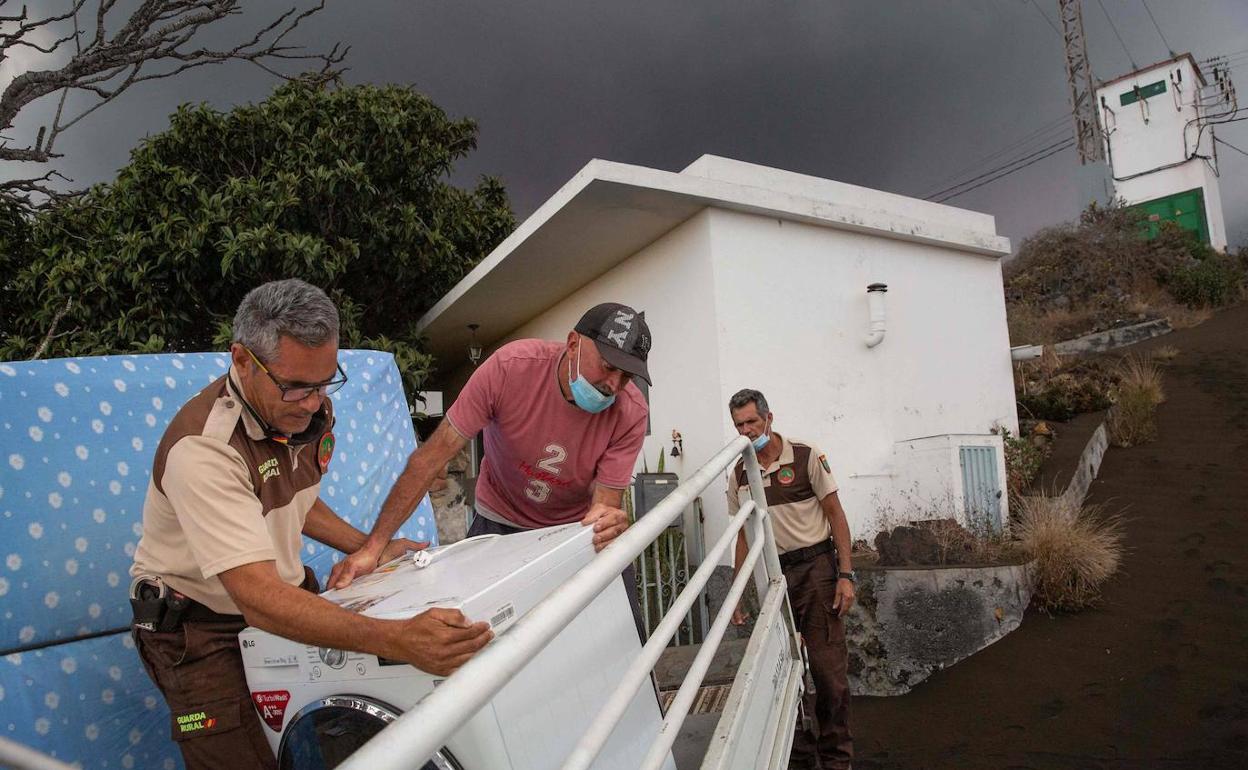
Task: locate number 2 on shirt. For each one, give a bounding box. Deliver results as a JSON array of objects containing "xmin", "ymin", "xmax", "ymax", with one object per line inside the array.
[{"xmin": 524, "ymin": 443, "xmax": 567, "ymax": 503}]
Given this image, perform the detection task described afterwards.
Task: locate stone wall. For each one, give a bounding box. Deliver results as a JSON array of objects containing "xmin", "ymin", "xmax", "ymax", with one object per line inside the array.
[
  {"xmin": 846, "ymin": 561, "xmax": 1033, "ymax": 696},
  {"xmin": 429, "ymin": 446, "xmax": 472, "ymax": 544}
]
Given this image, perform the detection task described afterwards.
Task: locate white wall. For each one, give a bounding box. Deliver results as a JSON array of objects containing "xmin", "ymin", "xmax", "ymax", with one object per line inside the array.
[
  {"xmin": 706, "ymin": 208, "xmax": 1017, "ymax": 545},
  {"xmin": 443, "ymin": 205, "xmax": 1016, "ymax": 565},
  {"xmin": 1098, "ymin": 58, "xmax": 1228, "ymax": 249}
]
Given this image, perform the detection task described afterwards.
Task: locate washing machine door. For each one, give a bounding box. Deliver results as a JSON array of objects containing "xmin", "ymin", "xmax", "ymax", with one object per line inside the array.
[{"xmin": 278, "ymin": 695, "xmax": 461, "ymax": 770}]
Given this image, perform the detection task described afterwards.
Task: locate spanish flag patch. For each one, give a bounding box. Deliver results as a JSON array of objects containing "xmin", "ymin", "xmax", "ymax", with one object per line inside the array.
[{"xmin": 818, "ymin": 454, "xmax": 831, "ymax": 474}]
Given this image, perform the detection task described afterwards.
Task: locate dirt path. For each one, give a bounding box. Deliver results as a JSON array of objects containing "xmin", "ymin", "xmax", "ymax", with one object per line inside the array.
[{"xmin": 851, "ymin": 303, "xmax": 1248, "ymax": 770}]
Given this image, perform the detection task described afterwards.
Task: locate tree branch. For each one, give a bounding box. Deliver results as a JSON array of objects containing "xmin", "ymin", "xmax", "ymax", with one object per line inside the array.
[
  {"xmin": 32, "ymin": 297, "xmax": 74, "ymax": 360},
  {"xmin": 0, "ymin": 0, "xmax": 344, "ymax": 173}
]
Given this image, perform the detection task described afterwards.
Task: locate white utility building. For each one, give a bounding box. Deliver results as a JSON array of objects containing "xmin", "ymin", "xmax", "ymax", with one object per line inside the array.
[
  {"xmin": 418, "ymin": 155, "xmax": 1017, "ymax": 559},
  {"xmin": 1096, "ymin": 53, "xmax": 1232, "ymax": 250}
]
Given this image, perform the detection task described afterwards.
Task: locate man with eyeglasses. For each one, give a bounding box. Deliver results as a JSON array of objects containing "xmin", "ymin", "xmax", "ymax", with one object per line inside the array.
[{"xmin": 129, "ymin": 279, "xmax": 492, "ymax": 770}]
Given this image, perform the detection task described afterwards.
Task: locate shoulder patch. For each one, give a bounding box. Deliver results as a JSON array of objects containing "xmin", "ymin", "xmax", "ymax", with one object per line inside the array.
[
  {"xmin": 318, "ymin": 432, "xmax": 335, "ymax": 473},
  {"xmin": 818, "ymin": 454, "xmax": 831, "ymax": 474}
]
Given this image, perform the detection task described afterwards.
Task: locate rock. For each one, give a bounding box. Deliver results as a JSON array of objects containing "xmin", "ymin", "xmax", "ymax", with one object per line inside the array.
[{"xmin": 875, "ymin": 525, "xmax": 943, "ymax": 566}]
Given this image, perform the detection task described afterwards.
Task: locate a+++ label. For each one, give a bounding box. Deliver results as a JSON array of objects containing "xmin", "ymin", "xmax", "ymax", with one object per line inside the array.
[{"xmin": 252, "ymin": 690, "xmax": 291, "ymax": 733}]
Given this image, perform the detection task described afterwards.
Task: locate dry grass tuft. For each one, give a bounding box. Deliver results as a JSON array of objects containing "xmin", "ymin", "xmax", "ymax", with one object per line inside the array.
[
  {"xmin": 1108, "ymin": 354, "xmax": 1164, "ymax": 446},
  {"xmin": 1162, "ymin": 304, "xmax": 1214, "ymax": 329},
  {"xmin": 1014, "ymin": 495, "xmax": 1125, "ymax": 612},
  {"xmin": 1152, "ymin": 344, "xmax": 1180, "ymax": 363},
  {"xmin": 1118, "ymin": 353, "xmax": 1165, "ymax": 403}
]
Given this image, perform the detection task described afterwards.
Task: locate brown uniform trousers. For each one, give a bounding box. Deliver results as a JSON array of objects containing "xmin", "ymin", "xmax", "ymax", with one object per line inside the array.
[
  {"xmin": 786, "ymin": 550, "xmax": 853, "ymax": 770},
  {"xmin": 133, "ymin": 569, "xmax": 319, "ymax": 770}
]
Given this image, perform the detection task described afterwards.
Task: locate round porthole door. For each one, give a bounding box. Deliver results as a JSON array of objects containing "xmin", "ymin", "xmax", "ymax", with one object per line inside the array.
[{"xmin": 278, "ymin": 695, "xmax": 462, "ymax": 770}]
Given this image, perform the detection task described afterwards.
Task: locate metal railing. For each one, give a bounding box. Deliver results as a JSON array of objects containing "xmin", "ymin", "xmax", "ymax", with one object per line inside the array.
[
  {"xmin": 636, "ymin": 521, "xmax": 705, "ymax": 645},
  {"xmin": 338, "ymin": 435, "xmax": 803, "ymax": 770}
]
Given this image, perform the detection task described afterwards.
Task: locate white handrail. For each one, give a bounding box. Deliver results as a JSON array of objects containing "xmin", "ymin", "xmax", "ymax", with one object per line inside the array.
[
  {"xmin": 638, "ymin": 516, "xmax": 767, "ymax": 770},
  {"xmin": 338, "ymin": 434, "xmax": 789, "ymax": 770},
  {"xmin": 562, "ymin": 501, "xmax": 760, "ymax": 770}
]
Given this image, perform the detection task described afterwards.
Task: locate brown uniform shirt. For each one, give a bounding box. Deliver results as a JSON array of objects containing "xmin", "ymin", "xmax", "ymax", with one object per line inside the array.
[
  {"xmin": 727, "ymin": 434, "xmax": 838, "ymax": 553},
  {"xmin": 130, "ymin": 373, "xmax": 332, "ymax": 614}
]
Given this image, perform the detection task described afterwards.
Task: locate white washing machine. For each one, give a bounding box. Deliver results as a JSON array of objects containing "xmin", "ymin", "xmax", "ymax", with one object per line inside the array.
[{"xmin": 241, "ymin": 523, "xmax": 675, "ymax": 770}]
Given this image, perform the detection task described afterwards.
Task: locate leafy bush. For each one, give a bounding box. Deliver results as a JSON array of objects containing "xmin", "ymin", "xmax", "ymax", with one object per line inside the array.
[
  {"xmin": 0, "ymin": 79, "xmax": 516, "ymax": 406},
  {"xmin": 1168, "ymin": 252, "xmax": 1245, "ymax": 308},
  {"xmin": 996, "ymin": 425, "xmax": 1051, "ymax": 505},
  {"xmin": 1005, "ymin": 201, "xmax": 1241, "ymax": 345},
  {"xmin": 1014, "ymin": 495, "xmax": 1124, "ymax": 613},
  {"xmin": 1016, "ymin": 359, "xmax": 1118, "ymax": 421}
]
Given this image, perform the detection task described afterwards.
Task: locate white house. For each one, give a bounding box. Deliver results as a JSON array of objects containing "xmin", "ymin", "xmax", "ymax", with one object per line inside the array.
[
  {"xmin": 1096, "ymin": 53, "xmax": 1230, "ymax": 250},
  {"xmin": 416, "ymin": 155, "xmax": 1016, "ymax": 560}
]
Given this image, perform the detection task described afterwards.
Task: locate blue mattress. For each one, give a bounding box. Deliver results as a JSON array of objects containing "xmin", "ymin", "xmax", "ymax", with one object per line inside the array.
[{"xmin": 0, "ymin": 351, "xmax": 432, "ymax": 767}]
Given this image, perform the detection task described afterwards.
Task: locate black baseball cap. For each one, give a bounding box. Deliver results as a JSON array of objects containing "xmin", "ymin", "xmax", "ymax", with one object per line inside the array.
[{"xmin": 574, "ymin": 302, "xmax": 653, "ymax": 385}]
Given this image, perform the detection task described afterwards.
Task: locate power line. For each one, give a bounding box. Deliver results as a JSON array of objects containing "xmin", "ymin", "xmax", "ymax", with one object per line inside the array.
[
  {"xmin": 1138, "ymin": 0, "xmax": 1175, "ymax": 58},
  {"xmin": 927, "ymin": 135, "xmax": 1074, "ymax": 201},
  {"xmin": 1026, "ymin": 0, "xmax": 1062, "ymax": 37},
  {"xmin": 919, "ymin": 115, "xmax": 1069, "ymax": 198},
  {"xmin": 1095, "ymin": 0, "xmax": 1138, "ymax": 70},
  {"xmin": 935, "ymin": 140, "xmax": 1076, "ymax": 203},
  {"xmin": 1216, "ymin": 137, "xmax": 1248, "ymax": 159},
  {"xmin": 920, "ymin": 128, "xmax": 1070, "ymax": 201},
  {"xmin": 926, "ymin": 137, "xmax": 1076, "ymax": 202}
]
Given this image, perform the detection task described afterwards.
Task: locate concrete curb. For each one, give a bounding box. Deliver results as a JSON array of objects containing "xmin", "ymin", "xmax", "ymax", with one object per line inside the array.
[
  {"xmin": 1055, "ymin": 418, "xmax": 1110, "ymax": 511},
  {"xmin": 1051, "ymin": 318, "xmax": 1172, "ymax": 356}
]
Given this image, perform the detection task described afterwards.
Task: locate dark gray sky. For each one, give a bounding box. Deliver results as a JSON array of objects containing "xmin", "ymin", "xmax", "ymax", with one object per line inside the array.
[{"xmin": 5, "ymin": 1, "xmax": 1248, "ymax": 250}]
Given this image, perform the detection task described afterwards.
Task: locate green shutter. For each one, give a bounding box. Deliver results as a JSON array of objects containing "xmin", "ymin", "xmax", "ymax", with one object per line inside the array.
[{"xmin": 1133, "ymin": 188, "xmax": 1210, "ymax": 244}]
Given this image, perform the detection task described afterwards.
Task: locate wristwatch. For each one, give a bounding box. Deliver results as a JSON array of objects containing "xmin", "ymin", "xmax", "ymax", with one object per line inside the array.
[{"xmin": 837, "ymin": 570, "xmax": 857, "ymax": 583}]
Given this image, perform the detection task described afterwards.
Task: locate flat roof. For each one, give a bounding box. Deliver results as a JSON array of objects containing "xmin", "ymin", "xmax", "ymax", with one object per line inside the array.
[
  {"xmin": 1097, "ymin": 52, "xmax": 1207, "ymax": 91},
  {"xmin": 416, "ymin": 155, "xmax": 1010, "ymax": 378}
]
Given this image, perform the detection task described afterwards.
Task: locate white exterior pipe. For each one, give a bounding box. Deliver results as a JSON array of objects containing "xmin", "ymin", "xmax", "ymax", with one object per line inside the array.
[
  {"xmin": 864, "ymin": 283, "xmax": 888, "ymax": 348},
  {"xmin": 1010, "ymin": 344, "xmax": 1044, "ymax": 361},
  {"xmin": 337, "ymin": 435, "xmax": 757, "ymax": 770}
]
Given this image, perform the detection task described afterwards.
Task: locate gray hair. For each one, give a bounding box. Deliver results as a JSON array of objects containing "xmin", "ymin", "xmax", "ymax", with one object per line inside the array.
[
  {"xmin": 728, "ymin": 388, "xmax": 769, "ymax": 416},
  {"xmin": 232, "ymin": 279, "xmax": 339, "ymax": 361}
]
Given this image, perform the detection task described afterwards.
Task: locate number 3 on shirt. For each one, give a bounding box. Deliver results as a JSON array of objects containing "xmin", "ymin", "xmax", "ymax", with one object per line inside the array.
[{"xmin": 525, "ymin": 443, "xmax": 567, "ymax": 503}]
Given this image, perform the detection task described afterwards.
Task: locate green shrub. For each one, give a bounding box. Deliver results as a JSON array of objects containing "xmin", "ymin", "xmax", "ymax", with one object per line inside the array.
[
  {"xmin": 1168, "ymin": 252, "xmax": 1244, "ymax": 308},
  {"xmin": 1016, "ymin": 360, "xmax": 1118, "ymax": 421},
  {"xmin": 0, "ymin": 79, "xmax": 516, "ymax": 410},
  {"xmin": 996, "ymin": 426, "xmax": 1050, "ymax": 505}
]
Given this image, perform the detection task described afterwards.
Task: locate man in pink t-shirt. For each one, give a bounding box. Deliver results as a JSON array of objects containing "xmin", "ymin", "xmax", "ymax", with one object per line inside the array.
[{"xmin": 330, "ymin": 302, "xmax": 652, "ymax": 591}]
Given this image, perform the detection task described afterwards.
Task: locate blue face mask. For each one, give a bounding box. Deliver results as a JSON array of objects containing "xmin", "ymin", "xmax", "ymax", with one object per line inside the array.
[
  {"xmin": 752, "ymin": 432, "xmax": 770, "ymax": 452},
  {"xmin": 569, "ymin": 345, "xmax": 616, "ymax": 414}
]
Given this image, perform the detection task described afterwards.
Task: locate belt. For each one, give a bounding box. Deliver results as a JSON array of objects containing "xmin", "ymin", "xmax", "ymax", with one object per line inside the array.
[
  {"xmin": 130, "ymin": 567, "xmax": 319, "ymax": 632},
  {"xmin": 779, "ymin": 539, "xmax": 833, "ymax": 570},
  {"xmin": 130, "ymin": 577, "xmax": 243, "ymax": 632}
]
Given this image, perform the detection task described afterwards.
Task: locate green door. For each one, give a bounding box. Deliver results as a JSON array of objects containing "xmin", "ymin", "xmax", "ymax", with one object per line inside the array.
[{"xmin": 1135, "ymin": 188, "xmax": 1210, "ymax": 244}]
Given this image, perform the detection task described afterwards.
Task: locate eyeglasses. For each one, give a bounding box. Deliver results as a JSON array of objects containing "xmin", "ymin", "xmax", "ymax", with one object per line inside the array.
[{"xmin": 244, "ymin": 346, "xmax": 348, "ymax": 402}]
